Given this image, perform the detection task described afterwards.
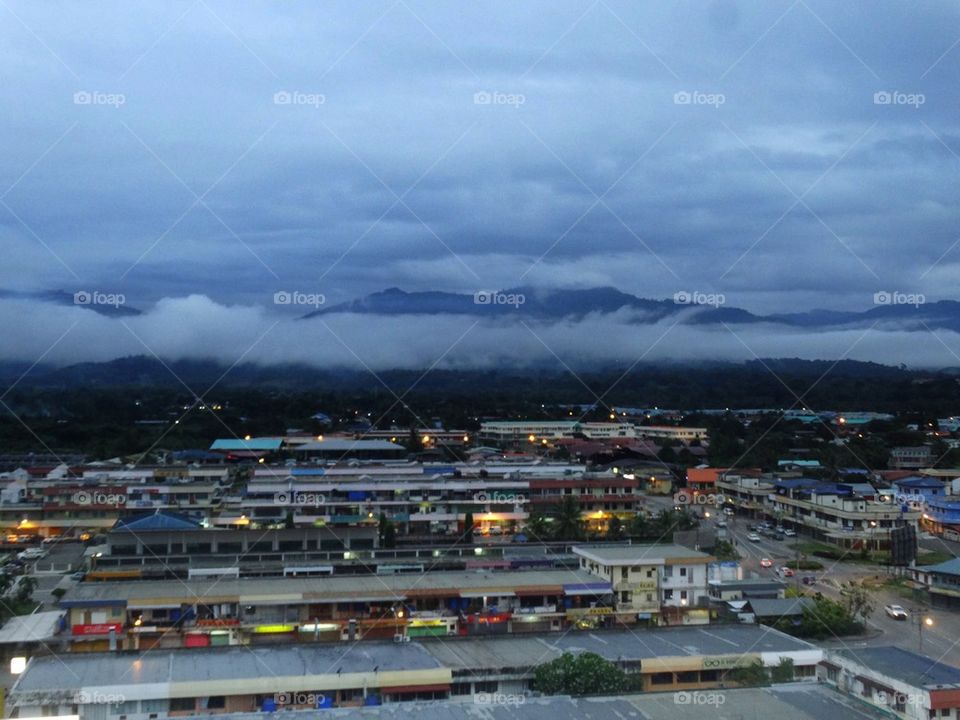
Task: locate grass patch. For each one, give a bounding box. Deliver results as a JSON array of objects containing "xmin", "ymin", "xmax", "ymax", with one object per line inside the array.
[{"xmin": 915, "ymin": 551, "xmax": 955, "ymax": 566}]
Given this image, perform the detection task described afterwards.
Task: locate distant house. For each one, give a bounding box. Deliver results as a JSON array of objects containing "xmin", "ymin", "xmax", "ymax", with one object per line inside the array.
[{"xmin": 890, "ymin": 446, "xmax": 934, "ymax": 470}]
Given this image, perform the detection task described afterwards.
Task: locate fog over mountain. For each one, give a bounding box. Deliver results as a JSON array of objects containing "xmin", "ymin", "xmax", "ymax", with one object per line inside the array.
[{"xmin": 2, "ymin": 287, "xmax": 960, "ymax": 372}]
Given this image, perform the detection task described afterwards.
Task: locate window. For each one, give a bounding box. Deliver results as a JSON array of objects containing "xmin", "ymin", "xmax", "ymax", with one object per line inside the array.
[
  {"xmin": 474, "ymin": 681, "xmax": 498, "ymax": 693},
  {"xmin": 651, "ymin": 672, "xmax": 673, "ymax": 685},
  {"xmin": 664, "ymin": 590, "xmax": 673, "ymax": 600},
  {"xmin": 621, "ymin": 568, "xmax": 629, "ymax": 580},
  {"xmin": 680, "ymin": 567, "xmax": 687, "ymax": 577},
  {"xmin": 170, "ymin": 698, "xmax": 196, "ymax": 712},
  {"xmin": 205, "ymin": 697, "xmax": 226, "ymax": 710},
  {"xmin": 450, "ymin": 684, "xmax": 471, "ymax": 696}
]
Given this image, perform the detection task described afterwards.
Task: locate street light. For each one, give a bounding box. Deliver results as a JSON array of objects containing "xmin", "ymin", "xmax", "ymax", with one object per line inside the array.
[{"xmin": 915, "ymin": 612, "xmax": 934, "ymax": 652}]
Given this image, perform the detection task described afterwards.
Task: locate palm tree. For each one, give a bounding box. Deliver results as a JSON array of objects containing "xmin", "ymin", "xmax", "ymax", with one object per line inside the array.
[
  {"xmin": 524, "ymin": 512, "xmax": 551, "ymax": 542},
  {"xmin": 553, "ymin": 496, "xmax": 584, "ymax": 541}
]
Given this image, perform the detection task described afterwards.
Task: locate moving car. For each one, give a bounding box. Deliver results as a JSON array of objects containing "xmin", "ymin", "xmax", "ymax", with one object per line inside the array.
[
  {"xmin": 801, "ymin": 575, "xmax": 817, "ymax": 585},
  {"xmin": 715, "ymin": 519, "xmax": 727, "ymax": 528},
  {"xmin": 748, "ymin": 532, "xmax": 761, "ymax": 542},
  {"xmin": 885, "ymin": 604, "xmax": 909, "ymax": 620},
  {"xmin": 760, "ymin": 558, "xmax": 773, "ymax": 568},
  {"xmin": 779, "ymin": 566, "xmax": 795, "ymax": 577}
]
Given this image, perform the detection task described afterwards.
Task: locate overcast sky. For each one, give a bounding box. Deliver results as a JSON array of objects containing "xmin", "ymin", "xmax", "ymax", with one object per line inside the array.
[{"xmin": 3, "ymin": 1, "xmax": 960, "ymax": 368}]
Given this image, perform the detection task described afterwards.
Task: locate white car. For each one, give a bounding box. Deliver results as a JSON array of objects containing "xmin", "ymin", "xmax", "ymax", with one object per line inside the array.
[
  {"xmin": 17, "ymin": 548, "xmax": 47, "ymax": 560},
  {"xmin": 783, "ymin": 529, "xmax": 797, "ymax": 537},
  {"xmin": 747, "ymin": 532, "xmax": 761, "ymax": 542},
  {"xmin": 884, "ymin": 604, "xmax": 909, "ymax": 620}
]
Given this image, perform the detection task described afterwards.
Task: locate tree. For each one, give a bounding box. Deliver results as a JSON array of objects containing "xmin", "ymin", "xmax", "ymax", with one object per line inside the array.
[
  {"xmin": 713, "ymin": 540, "xmax": 740, "ymax": 561},
  {"xmin": 728, "ymin": 659, "xmax": 770, "ymax": 687},
  {"xmin": 463, "ymin": 511, "xmax": 475, "ymax": 538},
  {"xmin": 553, "ymin": 496, "xmax": 584, "ymax": 541},
  {"xmin": 791, "ymin": 595, "xmax": 863, "ymax": 639},
  {"xmin": 607, "ymin": 516, "xmax": 623, "ymax": 539},
  {"xmin": 14, "ymin": 576, "xmax": 37, "ymax": 605},
  {"xmin": 841, "ymin": 585, "xmax": 875, "ymax": 624},
  {"xmin": 532, "ymin": 652, "xmax": 626, "ymax": 696},
  {"xmin": 524, "ymin": 512, "xmax": 551, "ymax": 542},
  {"xmin": 770, "ymin": 657, "xmax": 795, "ymax": 684}
]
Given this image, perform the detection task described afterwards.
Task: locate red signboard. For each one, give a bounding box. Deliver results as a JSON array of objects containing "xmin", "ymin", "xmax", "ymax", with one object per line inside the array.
[{"xmin": 73, "ymin": 623, "xmax": 123, "ymax": 635}]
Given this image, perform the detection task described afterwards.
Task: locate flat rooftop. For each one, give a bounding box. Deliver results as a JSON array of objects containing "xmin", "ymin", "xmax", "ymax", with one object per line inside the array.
[
  {"xmin": 12, "ymin": 626, "xmax": 819, "ymax": 695},
  {"xmin": 834, "ymin": 646, "xmax": 960, "ymax": 687},
  {"xmin": 14, "ymin": 642, "xmax": 443, "ymax": 694},
  {"xmin": 176, "ymin": 685, "xmax": 887, "ymax": 720},
  {"xmin": 420, "ymin": 624, "xmax": 817, "ymax": 669},
  {"xmin": 573, "ymin": 543, "xmax": 712, "ymax": 564},
  {"xmin": 62, "ymin": 569, "xmax": 609, "ymax": 605}
]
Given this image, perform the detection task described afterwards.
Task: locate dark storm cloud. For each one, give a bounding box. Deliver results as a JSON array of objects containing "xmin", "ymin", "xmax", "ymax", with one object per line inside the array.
[{"xmin": 2, "ymin": 0, "xmax": 960, "ymax": 367}]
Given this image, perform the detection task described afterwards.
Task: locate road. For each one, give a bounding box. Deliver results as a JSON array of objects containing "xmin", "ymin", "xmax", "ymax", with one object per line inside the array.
[{"xmin": 714, "ymin": 514, "xmax": 960, "ymax": 666}]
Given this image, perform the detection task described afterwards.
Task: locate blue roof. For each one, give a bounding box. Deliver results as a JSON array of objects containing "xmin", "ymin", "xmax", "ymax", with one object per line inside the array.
[
  {"xmin": 170, "ymin": 450, "xmax": 222, "ymax": 462},
  {"xmin": 838, "ymin": 646, "xmax": 960, "ymax": 687},
  {"xmin": 775, "ymin": 478, "xmax": 821, "ymax": 490},
  {"xmin": 210, "ymin": 438, "xmax": 282, "ymax": 451},
  {"xmin": 777, "ymin": 459, "xmax": 821, "ymax": 467},
  {"xmin": 894, "ymin": 477, "xmax": 942, "ymax": 489},
  {"xmin": 918, "ymin": 557, "xmax": 960, "ymax": 576},
  {"xmin": 113, "ymin": 511, "xmax": 202, "ymax": 532}
]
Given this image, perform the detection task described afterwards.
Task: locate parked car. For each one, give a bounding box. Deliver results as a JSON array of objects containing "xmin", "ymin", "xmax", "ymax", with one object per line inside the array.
[
  {"xmin": 775, "ymin": 526, "xmax": 785, "ymax": 533},
  {"xmin": 783, "ymin": 529, "xmax": 797, "ymax": 537},
  {"xmin": 773, "ymin": 532, "xmax": 785, "ymax": 540},
  {"xmin": 884, "ymin": 604, "xmax": 909, "ymax": 620},
  {"xmin": 17, "ymin": 548, "xmax": 47, "ymax": 560},
  {"xmin": 715, "ymin": 520, "xmax": 727, "ymax": 528},
  {"xmin": 748, "ymin": 532, "xmax": 761, "ymax": 542},
  {"xmin": 760, "ymin": 558, "xmax": 773, "ymax": 568}
]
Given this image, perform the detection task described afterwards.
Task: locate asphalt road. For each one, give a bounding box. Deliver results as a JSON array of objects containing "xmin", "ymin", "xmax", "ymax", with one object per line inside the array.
[{"xmin": 716, "ymin": 515, "xmax": 960, "ymax": 666}]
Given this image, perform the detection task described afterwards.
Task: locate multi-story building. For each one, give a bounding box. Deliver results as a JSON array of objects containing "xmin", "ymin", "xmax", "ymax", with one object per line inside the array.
[
  {"xmin": 572, "ymin": 544, "xmax": 713, "ymax": 625},
  {"xmin": 716, "ymin": 474, "xmax": 922, "ymax": 550},
  {"xmin": 59, "ymin": 568, "xmax": 612, "ymax": 651},
  {"xmin": 890, "ymin": 446, "xmax": 934, "ymax": 470},
  {"xmin": 635, "ymin": 426, "xmax": 708, "ymax": 442},
  {"xmin": 478, "ymin": 421, "xmax": 636, "ymax": 447}
]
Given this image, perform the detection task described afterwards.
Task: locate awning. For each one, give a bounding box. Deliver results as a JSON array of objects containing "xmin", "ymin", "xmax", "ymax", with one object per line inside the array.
[
  {"xmin": 380, "ymin": 684, "xmax": 451, "ymax": 694},
  {"xmin": 459, "ymin": 591, "xmax": 515, "ymax": 599},
  {"xmin": 563, "ymin": 583, "xmax": 611, "ymax": 596}
]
